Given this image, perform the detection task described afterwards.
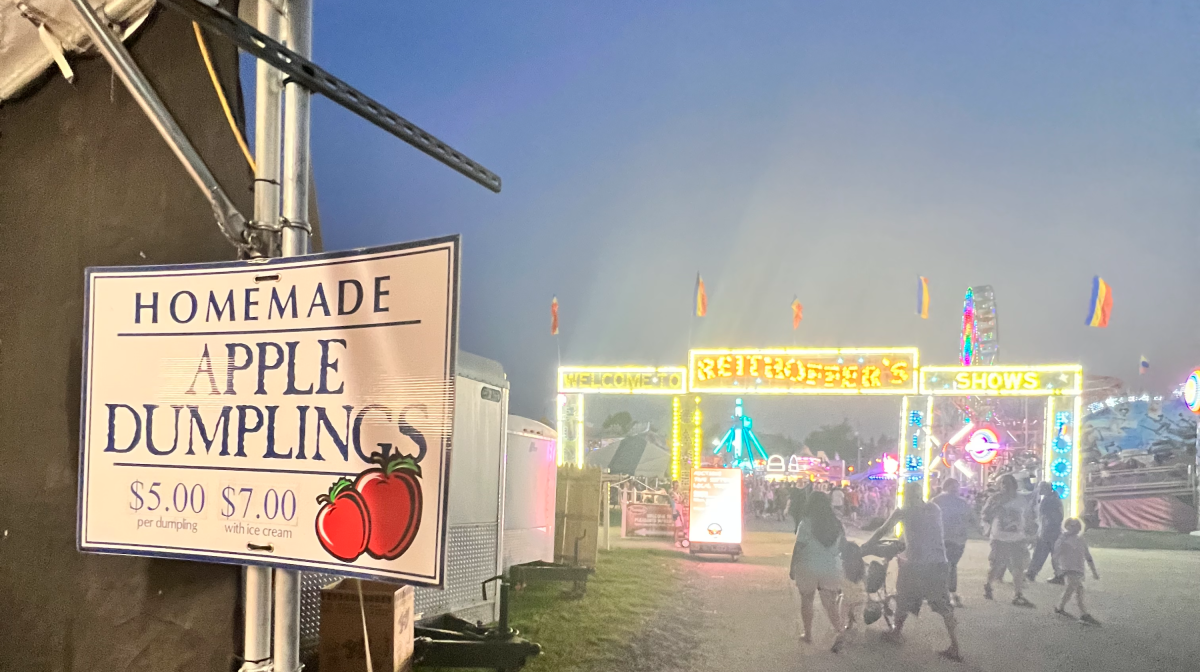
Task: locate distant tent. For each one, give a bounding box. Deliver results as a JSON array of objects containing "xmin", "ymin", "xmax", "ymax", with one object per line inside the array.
[{"xmin": 586, "ymin": 430, "xmax": 669, "ymax": 477}]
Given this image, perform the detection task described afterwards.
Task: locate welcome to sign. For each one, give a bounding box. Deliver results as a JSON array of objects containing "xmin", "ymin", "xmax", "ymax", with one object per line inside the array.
[{"xmin": 78, "ymin": 237, "xmax": 458, "ymax": 585}]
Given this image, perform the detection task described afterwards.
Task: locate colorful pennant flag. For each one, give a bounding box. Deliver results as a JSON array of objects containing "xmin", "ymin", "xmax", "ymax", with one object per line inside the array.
[
  {"xmin": 1085, "ymin": 276, "xmax": 1112, "ymax": 328},
  {"xmin": 791, "ymin": 297, "xmax": 803, "ymax": 329},
  {"xmin": 1140, "ymin": 356, "xmax": 1149, "ymax": 375},
  {"xmin": 695, "ymin": 274, "xmax": 707, "ymax": 317},
  {"xmin": 917, "ymin": 276, "xmax": 930, "ymax": 319},
  {"xmin": 550, "ymin": 296, "xmax": 559, "ymax": 335}
]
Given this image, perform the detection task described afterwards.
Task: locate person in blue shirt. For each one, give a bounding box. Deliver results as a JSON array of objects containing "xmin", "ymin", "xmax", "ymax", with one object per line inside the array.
[{"xmin": 931, "ymin": 478, "xmax": 977, "ymax": 607}]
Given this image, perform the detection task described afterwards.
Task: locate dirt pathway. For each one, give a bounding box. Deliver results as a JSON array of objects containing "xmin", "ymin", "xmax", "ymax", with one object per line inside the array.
[{"xmin": 656, "ymin": 520, "xmax": 1200, "ymax": 672}]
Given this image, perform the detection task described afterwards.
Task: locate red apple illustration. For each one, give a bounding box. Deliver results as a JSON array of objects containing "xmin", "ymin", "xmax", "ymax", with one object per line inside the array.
[
  {"xmin": 355, "ymin": 443, "xmax": 423, "ymax": 560},
  {"xmin": 315, "ymin": 477, "xmax": 371, "ymax": 562}
]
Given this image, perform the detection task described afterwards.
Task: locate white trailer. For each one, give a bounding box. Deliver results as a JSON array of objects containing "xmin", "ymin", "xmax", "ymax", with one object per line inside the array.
[{"xmin": 503, "ymin": 416, "xmax": 558, "ymax": 571}]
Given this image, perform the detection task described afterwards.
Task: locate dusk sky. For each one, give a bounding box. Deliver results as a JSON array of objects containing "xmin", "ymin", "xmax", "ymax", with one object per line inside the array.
[{"xmin": 258, "ymin": 2, "xmax": 1200, "ymax": 437}]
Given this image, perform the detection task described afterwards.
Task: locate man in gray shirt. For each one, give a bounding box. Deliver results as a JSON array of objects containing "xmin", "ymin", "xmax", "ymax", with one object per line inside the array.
[
  {"xmin": 931, "ymin": 478, "xmax": 976, "ymax": 607},
  {"xmin": 868, "ymin": 483, "xmax": 961, "ymax": 662}
]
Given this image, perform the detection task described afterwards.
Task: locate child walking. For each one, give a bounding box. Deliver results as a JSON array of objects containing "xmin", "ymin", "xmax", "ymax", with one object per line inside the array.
[
  {"xmin": 1053, "ymin": 518, "xmax": 1100, "ymax": 625},
  {"xmin": 831, "ymin": 541, "xmax": 866, "ymax": 654}
]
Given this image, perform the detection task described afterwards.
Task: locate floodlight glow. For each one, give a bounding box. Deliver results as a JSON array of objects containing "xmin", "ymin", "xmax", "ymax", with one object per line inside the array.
[
  {"xmin": 882, "ymin": 454, "xmax": 900, "ymax": 477},
  {"xmin": 948, "ymin": 422, "xmax": 975, "ymax": 445},
  {"xmin": 953, "ymin": 459, "xmax": 974, "ymax": 478},
  {"xmin": 671, "ymin": 396, "xmax": 682, "ymax": 481}
]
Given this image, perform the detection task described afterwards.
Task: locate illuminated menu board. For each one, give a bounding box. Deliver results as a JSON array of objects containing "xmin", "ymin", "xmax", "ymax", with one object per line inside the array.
[
  {"xmin": 688, "ymin": 468, "xmax": 743, "ymax": 545},
  {"xmin": 688, "ymin": 348, "xmax": 918, "ymax": 395}
]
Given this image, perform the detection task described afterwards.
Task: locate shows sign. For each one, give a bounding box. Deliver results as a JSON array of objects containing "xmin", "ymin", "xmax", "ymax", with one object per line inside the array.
[
  {"xmin": 688, "ymin": 468, "xmax": 743, "ymax": 545},
  {"xmin": 919, "ymin": 365, "xmax": 1082, "ymax": 396},
  {"xmin": 78, "ymin": 237, "xmax": 459, "ymax": 585}
]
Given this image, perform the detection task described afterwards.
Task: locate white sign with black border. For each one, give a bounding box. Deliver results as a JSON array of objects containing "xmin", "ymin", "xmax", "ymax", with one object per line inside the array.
[{"xmin": 78, "ymin": 236, "xmax": 458, "ymax": 586}]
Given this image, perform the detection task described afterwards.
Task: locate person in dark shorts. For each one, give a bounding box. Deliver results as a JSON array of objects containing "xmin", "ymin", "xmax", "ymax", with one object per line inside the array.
[
  {"xmin": 867, "ymin": 484, "xmax": 962, "ymax": 662},
  {"xmin": 1027, "ymin": 481, "xmax": 1064, "ymax": 583},
  {"xmin": 931, "ymin": 478, "xmax": 975, "ymax": 607}
]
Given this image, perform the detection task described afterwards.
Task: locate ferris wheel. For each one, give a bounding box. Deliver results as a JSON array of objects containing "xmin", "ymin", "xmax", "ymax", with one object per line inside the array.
[{"xmin": 960, "ymin": 285, "xmax": 999, "ymax": 365}]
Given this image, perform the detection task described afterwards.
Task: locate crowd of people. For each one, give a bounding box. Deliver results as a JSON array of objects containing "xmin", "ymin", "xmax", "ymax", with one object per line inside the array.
[
  {"xmin": 748, "ymin": 479, "xmax": 898, "ymax": 528},
  {"xmin": 787, "ymin": 475, "xmax": 1101, "ymax": 662}
]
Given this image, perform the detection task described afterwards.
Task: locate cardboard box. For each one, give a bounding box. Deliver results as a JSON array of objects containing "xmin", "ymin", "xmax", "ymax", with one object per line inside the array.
[{"xmin": 319, "ymin": 579, "xmax": 414, "ymax": 672}]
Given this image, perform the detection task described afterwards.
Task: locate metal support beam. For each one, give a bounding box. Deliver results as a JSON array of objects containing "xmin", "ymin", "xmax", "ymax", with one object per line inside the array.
[
  {"xmin": 66, "ymin": 0, "xmax": 261, "ymax": 257},
  {"xmin": 158, "ymin": 0, "xmax": 501, "ymax": 193}
]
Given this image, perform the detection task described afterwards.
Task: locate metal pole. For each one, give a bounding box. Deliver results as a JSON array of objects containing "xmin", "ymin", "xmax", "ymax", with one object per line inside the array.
[
  {"xmin": 274, "ymin": 0, "xmax": 313, "ymax": 669},
  {"xmin": 246, "ymin": 0, "xmax": 288, "ymax": 669}
]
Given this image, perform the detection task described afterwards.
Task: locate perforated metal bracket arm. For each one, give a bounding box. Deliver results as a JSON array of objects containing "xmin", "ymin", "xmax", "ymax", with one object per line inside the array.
[{"xmin": 159, "ymin": 0, "xmax": 502, "ymax": 193}]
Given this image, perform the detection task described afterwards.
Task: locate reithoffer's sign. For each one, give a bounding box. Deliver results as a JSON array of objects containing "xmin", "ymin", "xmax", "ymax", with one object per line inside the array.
[{"xmin": 78, "ymin": 237, "xmax": 459, "ymax": 585}]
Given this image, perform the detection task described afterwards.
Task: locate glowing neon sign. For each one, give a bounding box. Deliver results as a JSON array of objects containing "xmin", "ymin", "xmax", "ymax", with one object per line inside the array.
[
  {"xmin": 919, "ymin": 365, "xmax": 1082, "ymax": 396},
  {"xmin": 965, "ymin": 427, "xmax": 999, "ymax": 464},
  {"xmin": 558, "ymin": 366, "xmax": 687, "ymax": 394},
  {"xmin": 689, "ymin": 348, "xmax": 918, "ymax": 395}
]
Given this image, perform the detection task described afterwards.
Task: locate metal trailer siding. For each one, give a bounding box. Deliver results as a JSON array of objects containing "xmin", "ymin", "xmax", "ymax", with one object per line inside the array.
[
  {"xmin": 503, "ymin": 416, "xmax": 558, "ymax": 571},
  {"xmin": 299, "ymin": 352, "xmax": 508, "ymax": 656}
]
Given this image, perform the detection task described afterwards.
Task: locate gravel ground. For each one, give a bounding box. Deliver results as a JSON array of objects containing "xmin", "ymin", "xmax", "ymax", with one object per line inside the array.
[{"xmin": 615, "ymin": 519, "xmax": 1200, "ymax": 672}]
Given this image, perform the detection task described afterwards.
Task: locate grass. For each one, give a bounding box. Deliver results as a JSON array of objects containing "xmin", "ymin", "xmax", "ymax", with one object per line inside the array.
[{"xmin": 507, "ymin": 549, "xmax": 684, "ymax": 672}]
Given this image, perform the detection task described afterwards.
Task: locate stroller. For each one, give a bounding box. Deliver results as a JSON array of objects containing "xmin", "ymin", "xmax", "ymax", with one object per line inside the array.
[{"xmin": 860, "ymin": 538, "xmax": 904, "ymax": 629}]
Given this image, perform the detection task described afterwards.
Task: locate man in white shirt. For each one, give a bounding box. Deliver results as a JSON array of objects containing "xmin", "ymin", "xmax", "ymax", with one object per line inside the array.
[
  {"xmin": 982, "ymin": 474, "xmax": 1035, "ymax": 607},
  {"xmin": 830, "ymin": 487, "xmax": 846, "ymax": 517}
]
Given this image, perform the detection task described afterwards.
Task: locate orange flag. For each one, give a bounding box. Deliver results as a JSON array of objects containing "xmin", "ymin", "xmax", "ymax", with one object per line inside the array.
[
  {"xmin": 695, "ymin": 274, "xmax": 707, "ymax": 317},
  {"xmin": 791, "ymin": 297, "xmax": 803, "ymax": 329},
  {"xmin": 551, "ymin": 296, "xmax": 559, "ymax": 335}
]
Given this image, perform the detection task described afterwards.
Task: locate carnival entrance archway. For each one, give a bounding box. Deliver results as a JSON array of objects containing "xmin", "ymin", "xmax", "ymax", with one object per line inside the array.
[{"xmin": 557, "ymin": 348, "xmax": 1084, "ymax": 517}]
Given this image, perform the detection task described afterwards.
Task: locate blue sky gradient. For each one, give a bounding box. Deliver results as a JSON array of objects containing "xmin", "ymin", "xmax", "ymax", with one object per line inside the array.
[{"xmin": 248, "ymin": 2, "xmax": 1200, "ymax": 435}]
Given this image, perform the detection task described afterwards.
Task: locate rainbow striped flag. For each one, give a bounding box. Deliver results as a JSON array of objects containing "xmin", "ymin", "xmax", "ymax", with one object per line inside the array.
[
  {"xmin": 1086, "ymin": 276, "xmax": 1112, "ymax": 328},
  {"xmin": 916, "ymin": 276, "xmax": 930, "ymax": 319}
]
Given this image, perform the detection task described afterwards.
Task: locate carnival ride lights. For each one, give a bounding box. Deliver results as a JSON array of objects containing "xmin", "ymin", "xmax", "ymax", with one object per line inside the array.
[
  {"xmin": 881, "ymin": 454, "xmax": 900, "ymax": 477},
  {"xmin": 1048, "ymin": 410, "xmax": 1074, "ymax": 497},
  {"xmin": 1184, "ymin": 369, "xmax": 1200, "ymax": 414},
  {"xmin": 713, "ymin": 398, "xmax": 769, "ymax": 471},
  {"xmin": 964, "ymin": 427, "xmax": 1000, "ymax": 464},
  {"xmin": 961, "ymin": 288, "xmax": 976, "ymax": 366},
  {"xmin": 960, "ymin": 286, "xmax": 999, "ymax": 366}
]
